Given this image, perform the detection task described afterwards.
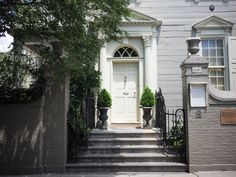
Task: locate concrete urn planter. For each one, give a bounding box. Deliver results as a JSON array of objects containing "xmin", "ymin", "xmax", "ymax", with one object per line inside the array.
[
  {"xmin": 140, "ymin": 87, "xmax": 155, "ymax": 128},
  {"xmin": 99, "ymin": 107, "xmax": 109, "ymax": 122},
  {"xmin": 142, "ymin": 107, "xmax": 153, "ymax": 127},
  {"xmin": 97, "ymin": 89, "xmax": 112, "ymax": 130},
  {"xmin": 97, "ymin": 107, "xmax": 109, "ymax": 129}
]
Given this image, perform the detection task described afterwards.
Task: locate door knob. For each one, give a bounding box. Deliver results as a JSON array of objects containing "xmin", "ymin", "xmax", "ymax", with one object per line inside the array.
[{"xmin": 134, "ymin": 92, "xmax": 136, "ymax": 97}]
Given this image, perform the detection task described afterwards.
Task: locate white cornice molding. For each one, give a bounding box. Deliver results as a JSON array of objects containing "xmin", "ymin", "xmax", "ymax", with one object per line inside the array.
[{"xmin": 122, "ymin": 21, "xmax": 162, "ymax": 27}]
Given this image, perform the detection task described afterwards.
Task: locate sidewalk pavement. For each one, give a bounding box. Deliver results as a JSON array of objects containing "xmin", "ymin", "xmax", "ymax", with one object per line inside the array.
[{"xmin": 1, "ymin": 171, "xmax": 236, "ymax": 177}]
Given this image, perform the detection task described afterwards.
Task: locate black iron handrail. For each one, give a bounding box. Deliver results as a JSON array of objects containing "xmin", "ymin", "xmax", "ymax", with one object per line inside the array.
[
  {"xmin": 67, "ymin": 95, "xmax": 95, "ymax": 162},
  {"xmin": 155, "ymin": 88, "xmax": 186, "ymax": 161}
]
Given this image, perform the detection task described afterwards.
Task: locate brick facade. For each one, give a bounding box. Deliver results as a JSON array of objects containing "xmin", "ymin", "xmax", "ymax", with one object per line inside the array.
[{"xmin": 181, "ymin": 53, "xmax": 236, "ymax": 172}]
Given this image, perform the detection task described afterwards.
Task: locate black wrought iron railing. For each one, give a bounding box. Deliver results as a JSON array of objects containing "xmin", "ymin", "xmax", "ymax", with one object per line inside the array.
[
  {"xmin": 67, "ymin": 96, "xmax": 95, "ymax": 162},
  {"xmin": 155, "ymin": 88, "xmax": 186, "ymax": 160}
]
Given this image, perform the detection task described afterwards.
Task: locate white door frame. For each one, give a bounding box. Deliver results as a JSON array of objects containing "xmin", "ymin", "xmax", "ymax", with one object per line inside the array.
[{"xmin": 109, "ymin": 58, "xmax": 144, "ymax": 127}]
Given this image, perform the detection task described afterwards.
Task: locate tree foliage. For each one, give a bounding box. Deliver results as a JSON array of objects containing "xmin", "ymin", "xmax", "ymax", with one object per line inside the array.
[
  {"xmin": 1, "ymin": 1, "xmax": 129, "ymax": 153},
  {"xmin": 0, "ymin": 52, "xmax": 45, "ymax": 103},
  {"xmin": 0, "ymin": 0, "xmax": 130, "ymax": 99}
]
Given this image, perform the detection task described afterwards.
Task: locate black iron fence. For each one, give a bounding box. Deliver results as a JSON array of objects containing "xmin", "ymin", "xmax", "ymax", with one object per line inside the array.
[
  {"xmin": 155, "ymin": 88, "xmax": 186, "ymax": 160},
  {"xmin": 67, "ymin": 96, "xmax": 95, "ymax": 162}
]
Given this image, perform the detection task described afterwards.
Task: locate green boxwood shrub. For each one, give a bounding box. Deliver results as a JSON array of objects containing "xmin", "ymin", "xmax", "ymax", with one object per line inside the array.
[
  {"xmin": 97, "ymin": 89, "xmax": 112, "ymax": 108},
  {"xmin": 169, "ymin": 118, "xmax": 184, "ymax": 148},
  {"xmin": 140, "ymin": 87, "xmax": 155, "ymax": 107}
]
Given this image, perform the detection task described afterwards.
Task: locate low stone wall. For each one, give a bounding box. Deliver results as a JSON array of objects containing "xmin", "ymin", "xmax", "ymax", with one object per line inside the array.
[{"xmin": 0, "ymin": 78, "xmax": 69, "ymax": 175}]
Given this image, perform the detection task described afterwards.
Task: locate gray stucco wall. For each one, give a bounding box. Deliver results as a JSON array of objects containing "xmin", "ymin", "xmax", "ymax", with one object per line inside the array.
[
  {"xmin": 0, "ymin": 78, "xmax": 69, "ymax": 175},
  {"xmin": 0, "ymin": 99, "xmax": 44, "ymax": 174},
  {"xmin": 42, "ymin": 78, "xmax": 69, "ymax": 173}
]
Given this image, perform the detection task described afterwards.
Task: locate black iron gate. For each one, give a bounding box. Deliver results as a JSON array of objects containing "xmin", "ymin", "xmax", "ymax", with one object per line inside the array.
[
  {"xmin": 67, "ymin": 96, "xmax": 95, "ymax": 162},
  {"xmin": 156, "ymin": 88, "xmax": 186, "ymax": 160}
]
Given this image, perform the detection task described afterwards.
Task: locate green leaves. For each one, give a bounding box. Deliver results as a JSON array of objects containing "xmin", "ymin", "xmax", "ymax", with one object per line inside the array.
[
  {"xmin": 1, "ymin": 0, "xmax": 130, "ymax": 80},
  {"xmin": 140, "ymin": 87, "xmax": 155, "ymax": 107},
  {"xmin": 0, "ymin": 1, "xmax": 129, "ymax": 105},
  {"xmin": 0, "ymin": 52, "xmax": 45, "ymax": 104},
  {"xmin": 97, "ymin": 89, "xmax": 112, "ymax": 108},
  {"xmin": 169, "ymin": 118, "xmax": 184, "ymax": 148}
]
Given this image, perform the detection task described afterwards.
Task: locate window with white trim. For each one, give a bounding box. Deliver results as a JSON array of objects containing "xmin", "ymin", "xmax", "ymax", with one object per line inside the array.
[
  {"xmin": 193, "ymin": 15, "xmax": 234, "ymax": 90},
  {"xmin": 201, "ymin": 38, "xmax": 226, "ymax": 90}
]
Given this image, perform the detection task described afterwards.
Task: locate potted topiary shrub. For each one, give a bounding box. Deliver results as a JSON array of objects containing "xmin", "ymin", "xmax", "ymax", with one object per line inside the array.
[
  {"xmin": 140, "ymin": 87, "xmax": 155, "ymax": 127},
  {"xmin": 97, "ymin": 89, "xmax": 112, "ymax": 129}
]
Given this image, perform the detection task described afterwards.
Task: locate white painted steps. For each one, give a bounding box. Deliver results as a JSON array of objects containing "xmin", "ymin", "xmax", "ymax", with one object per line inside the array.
[{"xmin": 66, "ymin": 128, "xmax": 186, "ymax": 172}]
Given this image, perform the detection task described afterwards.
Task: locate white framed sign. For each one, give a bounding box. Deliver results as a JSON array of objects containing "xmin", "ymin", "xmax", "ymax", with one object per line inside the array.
[{"xmin": 190, "ymin": 83, "xmax": 207, "ymax": 107}]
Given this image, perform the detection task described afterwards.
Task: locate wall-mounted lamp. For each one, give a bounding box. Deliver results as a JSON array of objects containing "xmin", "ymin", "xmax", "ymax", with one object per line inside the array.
[{"xmin": 209, "ymin": 4, "xmax": 215, "ymax": 12}]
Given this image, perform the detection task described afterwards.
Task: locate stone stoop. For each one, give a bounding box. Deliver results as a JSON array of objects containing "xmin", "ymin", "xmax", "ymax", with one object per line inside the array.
[{"xmin": 66, "ymin": 128, "xmax": 187, "ymax": 172}]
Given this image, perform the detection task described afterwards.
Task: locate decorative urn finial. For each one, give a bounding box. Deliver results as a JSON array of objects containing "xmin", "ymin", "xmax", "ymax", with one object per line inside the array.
[{"xmin": 186, "ymin": 37, "xmax": 201, "ymax": 55}]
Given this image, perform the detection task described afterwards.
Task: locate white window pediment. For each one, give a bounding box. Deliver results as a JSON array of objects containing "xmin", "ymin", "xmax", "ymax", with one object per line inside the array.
[{"xmin": 193, "ymin": 15, "xmax": 234, "ymax": 33}]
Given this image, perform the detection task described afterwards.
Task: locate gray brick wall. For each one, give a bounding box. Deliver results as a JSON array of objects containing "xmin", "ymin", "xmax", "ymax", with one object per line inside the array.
[
  {"xmin": 181, "ymin": 54, "xmax": 236, "ymax": 172},
  {"xmin": 188, "ymin": 104, "xmax": 236, "ymax": 171}
]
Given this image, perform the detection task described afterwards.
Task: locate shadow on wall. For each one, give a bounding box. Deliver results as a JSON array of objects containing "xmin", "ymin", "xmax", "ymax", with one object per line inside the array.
[
  {"xmin": 0, "ymin": 99, "xmax": 44, "ymax": 173},
  {"xmin": 0, "ymin": 79, "xmax": 69, "ymax": 174}
]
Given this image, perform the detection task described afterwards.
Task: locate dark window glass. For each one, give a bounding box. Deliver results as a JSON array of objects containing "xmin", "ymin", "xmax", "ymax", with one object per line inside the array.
[{"xmin": 114, "ymin": 47, "xmax": 139, "ymax": 58}]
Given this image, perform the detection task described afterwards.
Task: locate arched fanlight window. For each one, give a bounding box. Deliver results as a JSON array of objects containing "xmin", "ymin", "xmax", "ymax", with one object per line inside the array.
[{"xmin": 114, "ymin": 47, "xmax": 138, "ymax": 58}]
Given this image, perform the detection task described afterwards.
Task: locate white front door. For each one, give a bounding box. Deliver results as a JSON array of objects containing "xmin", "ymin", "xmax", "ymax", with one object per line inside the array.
[{"xmin": 112, "ymin": 63, "xmax": 139, "ymax": 123}]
